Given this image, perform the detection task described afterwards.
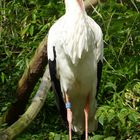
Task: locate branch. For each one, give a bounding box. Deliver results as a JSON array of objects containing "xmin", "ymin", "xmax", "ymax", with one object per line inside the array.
[
  {"xmin": 0, "ymin": 67, "xmax": 51, "ymax": 140},
  {"xmin": 84, "ymin": 0, "xmax": 106, "ymax": 11},
  {"xmin": 3, "ymin": 36, "xmax": 48, "ymax": 125},
  {"xmin": 84, "ymin": 0, "xmax": 98, "ymax": 9}
]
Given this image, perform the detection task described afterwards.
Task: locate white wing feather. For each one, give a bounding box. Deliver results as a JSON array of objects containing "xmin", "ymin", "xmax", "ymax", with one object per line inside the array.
[{"xmin": 87, "ymin": 16, "xmax": 103, "ymax": 62}]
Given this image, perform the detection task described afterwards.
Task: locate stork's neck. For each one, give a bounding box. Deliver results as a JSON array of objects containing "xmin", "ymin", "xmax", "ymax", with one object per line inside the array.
[{"xmin": 65, "ymin": 0, "xmax": 86, "ymax": 15}]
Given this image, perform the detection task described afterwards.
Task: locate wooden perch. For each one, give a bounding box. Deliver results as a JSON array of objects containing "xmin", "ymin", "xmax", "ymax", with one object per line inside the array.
[
  {"xmin": 3, "ymin": 36, "xmax": 48, "ymax": 125},
  {"xmin": 0, "ymin": 67, "xmax": 51, "ymax": 140}
]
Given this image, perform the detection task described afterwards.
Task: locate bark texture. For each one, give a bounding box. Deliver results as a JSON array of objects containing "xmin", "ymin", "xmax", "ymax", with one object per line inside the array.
[{"xmin": 0, "ymin": 67, "xmax": 51, "ymax": 140}]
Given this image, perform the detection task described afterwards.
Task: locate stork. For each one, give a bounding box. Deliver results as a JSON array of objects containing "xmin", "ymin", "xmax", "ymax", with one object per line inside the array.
[{"xmin": 47, "ymin": 0, "xmax": 103, "ymax": 139}]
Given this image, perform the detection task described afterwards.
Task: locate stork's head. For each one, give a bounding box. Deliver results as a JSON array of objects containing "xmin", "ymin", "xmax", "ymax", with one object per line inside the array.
[{"xmin": 65, "ymin": 0, "xmax": 85, "ymax": 14}]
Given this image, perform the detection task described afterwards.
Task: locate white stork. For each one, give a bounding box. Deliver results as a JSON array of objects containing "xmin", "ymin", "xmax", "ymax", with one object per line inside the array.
[{"xmin": 47, "ymin": 0, "xmax": 103, "ymax": 139}]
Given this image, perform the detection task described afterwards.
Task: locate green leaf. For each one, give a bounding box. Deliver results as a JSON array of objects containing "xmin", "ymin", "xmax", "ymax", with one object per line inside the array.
[
  {"xmin": 1, "ymin": 72, "xmax": 5, "ymax": 83},
  {"xmin": 128, "ymin": 113, "xmax": 138, "ymax": 122},
  {"xmin": 4, "ymin": 48, "xmax": 12, "ymax": 57},
  {"xmin": 98, "ymin": 113, "xmax": 105, "ymax": 126},
  {"xmin": 104, "ymin": 82, "xmax": 117, "ymax": 91},
  {"xmin": 20, "ymin": 23, "xmax": 31, "ymax": 37},
  {"xmin": 61, "ymin": 134, "xmax": 68, "ymax": 140},
  {"xmin": 108, "ymin": 109, "xmax": 115, "ymax": 122},
  {"xmin": 1, "ymin": 106, "xmax": 8, "ymax": 112},
  {"xmin": 32, "ymin": 13, "xmax": 37, "ymax": 22},
  {"xmin": 133, "ymin": 82, "xmax": 140, "ymax": 95},
  {"xmin": 29, "ymin": 25, "xmax": 34, "ymax": 36},
  {"xmin": 54, "ymin": 134, "xmax": 61, "ymax": 140},
  {"xmin": 92, "ymin": 135, "xmax": 104, "ymax": 140},
  {"xmin": 104, "ymin": 136, "xmax": 116, "ymax": 140},
  {"xmin": 40, "ymin": 24, "xmax": 48, "ymax": 32},
  {"xmin": 118, "ymin": 108, "xmax": 128, "ymax": 123},
  {"xmin": 48, "ymin": 132, "xmax": 55, "ymax": 139}
]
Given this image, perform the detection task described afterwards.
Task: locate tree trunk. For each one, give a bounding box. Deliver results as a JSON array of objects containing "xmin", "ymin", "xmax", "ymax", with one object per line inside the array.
[
  {"xmin": 3, "ymin": 36, "xmax": 48, "ymax": 125},
  {"xmin": 0, "ymin": 67, "xmax": 51, "ymax": 140}
]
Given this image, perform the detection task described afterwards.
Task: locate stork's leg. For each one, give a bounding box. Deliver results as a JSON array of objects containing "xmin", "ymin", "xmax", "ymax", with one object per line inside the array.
[
  {"xmin": 84, "ymin": 95, "xmax": 90, "ymax": 140},
  {"xmin": 65, "ymin": 94, "xmax": 72, "ymax": 140}
]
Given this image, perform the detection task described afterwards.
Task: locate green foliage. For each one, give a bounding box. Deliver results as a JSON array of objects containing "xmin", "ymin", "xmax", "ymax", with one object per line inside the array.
[
  {"xmin": 0, "ymin": 0, "xmax": 140, "ymax": 139},
  {"xmin": 96, "ymin": 82, "xmax": 140, "ymax": 139},
  {"xmin": 0, "ymin": 0, "xmax": 63, "ymax": 111}
]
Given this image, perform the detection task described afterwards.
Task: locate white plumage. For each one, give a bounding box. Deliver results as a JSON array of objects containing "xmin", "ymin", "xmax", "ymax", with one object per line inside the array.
[{"xmin": 47, "ymin": 0, "xmax": 103, "ymax": 139}]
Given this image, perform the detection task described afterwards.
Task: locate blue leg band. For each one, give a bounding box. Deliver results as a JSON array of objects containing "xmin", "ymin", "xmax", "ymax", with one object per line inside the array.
[{"xmin": 65, "ymin": 102, "xmax": 71, "ymax": 109}]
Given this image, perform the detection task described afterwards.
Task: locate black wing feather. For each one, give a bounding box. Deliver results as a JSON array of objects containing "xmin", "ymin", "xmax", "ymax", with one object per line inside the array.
[
  {"xmin": 96, "ymin": 60, "xmax": 103, "ymax": 97},
  {"xmin": 48, "ymin": 46, "xmax": 67, "ymax": 126}
]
